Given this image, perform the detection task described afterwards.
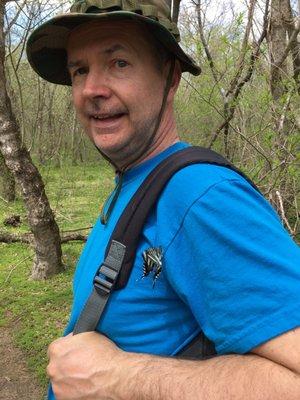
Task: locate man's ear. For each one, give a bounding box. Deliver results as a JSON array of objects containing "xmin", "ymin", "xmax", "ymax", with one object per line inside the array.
[{"xmin": 168, "ymin": 59, "xmax": 182, "ymax": 102}]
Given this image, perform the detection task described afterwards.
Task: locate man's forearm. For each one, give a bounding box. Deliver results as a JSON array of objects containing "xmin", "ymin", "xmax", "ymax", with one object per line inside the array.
[
  {"xmin": 117, "ymin": 352, "xmax": 300, "ymax": 400},
  {"xmin": 47, "ymin": 332, "xmax": 300, "ymax": 399}
]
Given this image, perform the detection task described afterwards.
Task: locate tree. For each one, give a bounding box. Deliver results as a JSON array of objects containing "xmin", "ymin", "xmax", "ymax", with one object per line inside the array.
[
  {"xmin": 1, "ymin": 0, "xmax": 298, "ymax": 240},
  {"xmin": 176, "ymin": 0, "xmax": 299, "ymax": 237},
  {"xmin": 0, "ymin": 150, "xmax": 15, "ymax": 202},
  {"xmin": 269, "ymin": 0, "xmax": 300, "ymax": 99},
  {"xmin": 267, "ymin": 0, "xmax": 300, "ymax": 232},
  {"xmin": 0, "ymin": 0, "xmax": 63, "ymax": 279}
]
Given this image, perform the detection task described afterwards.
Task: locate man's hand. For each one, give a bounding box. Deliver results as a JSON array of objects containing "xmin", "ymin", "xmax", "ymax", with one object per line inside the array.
[
  {"xmin": 47, "ymin": 328, "xmax": 300, "ymax": 400},
  {"xmin": 47, "ymin": 332, "xmax": 125, "ymax": 400}
]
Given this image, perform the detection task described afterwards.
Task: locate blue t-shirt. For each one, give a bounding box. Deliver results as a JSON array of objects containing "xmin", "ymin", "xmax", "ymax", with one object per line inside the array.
[{"xmin": 49, "ymin": 142, "xmax": 300, "ymax": 399}]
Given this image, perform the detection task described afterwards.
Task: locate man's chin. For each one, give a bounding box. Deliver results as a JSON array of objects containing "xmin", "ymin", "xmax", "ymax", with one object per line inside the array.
[{"xmin": 93, "ymin": 138, "xmax": 130, "ymax": 162}]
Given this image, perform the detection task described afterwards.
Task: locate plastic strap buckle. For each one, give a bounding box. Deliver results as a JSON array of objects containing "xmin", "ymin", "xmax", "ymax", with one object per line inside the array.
[{"xmin": 93, "ymin": 240, "xmax": 126, "ymax": 296}]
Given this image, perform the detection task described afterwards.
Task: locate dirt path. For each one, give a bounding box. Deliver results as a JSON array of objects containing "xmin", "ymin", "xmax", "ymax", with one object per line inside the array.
[{"xmin": 0, "ymin": 327, "xmax": 45, "ymax": 400}]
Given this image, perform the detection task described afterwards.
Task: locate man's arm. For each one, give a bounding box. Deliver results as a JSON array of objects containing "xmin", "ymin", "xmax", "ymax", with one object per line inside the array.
[
  {"xmin": 47, "ymin": 327, "xmax": 300, "ymax": 400},
  {"xmin": 121, "ymin": 328, "xmax": 300, "ymax": 400}
]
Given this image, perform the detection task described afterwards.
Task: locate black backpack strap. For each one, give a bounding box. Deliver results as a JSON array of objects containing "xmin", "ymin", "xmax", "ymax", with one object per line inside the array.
[
  {"xmin": 110, "ymin": 146, "xmax": 259, "ymax": 290},
  {"xmin": 74, "ymin": 146, "xmax": 258, "ymax": 357},
  {"xmin": 177, "ymin": 331, "xmax": 217, "ymax": 359}
]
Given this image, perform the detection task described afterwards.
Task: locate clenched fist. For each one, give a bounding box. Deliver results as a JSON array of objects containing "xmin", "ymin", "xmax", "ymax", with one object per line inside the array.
[{"xmin": 47, "ymin": 332, "xmax": 126, "ymax": 400}]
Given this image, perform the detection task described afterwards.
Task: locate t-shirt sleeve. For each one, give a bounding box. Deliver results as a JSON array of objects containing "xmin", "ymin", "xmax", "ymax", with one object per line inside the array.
[{"xmin": 164, "ymin": 178, "xmax": 300, "ymax": 354}]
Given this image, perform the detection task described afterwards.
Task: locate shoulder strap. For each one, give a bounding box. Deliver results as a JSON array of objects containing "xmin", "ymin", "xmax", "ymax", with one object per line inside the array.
[
  {"xmin": 73, "ymin": 146, "xmax": 259, "ymax": 347},
  {"xmin": 110, "ymin": 146, "xmax": 259, "ymax": 290},
  {"xmin": 177, "ymin": 331, "xmax": 217, "ymax": 359}
]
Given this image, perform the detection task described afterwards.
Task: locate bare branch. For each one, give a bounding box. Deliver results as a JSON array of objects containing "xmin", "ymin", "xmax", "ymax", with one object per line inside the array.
[
  {"xmin": 59, "ymin": 226, "xmax": 93, "ymax": 234},
  {"xmin": 4, "ymin": 254, "xmax": 34, "ymax": 283},
  {"xmin": 209, "ymin": 0, "xmax": 270, "ymax": 148},
  {"xmin": 275, "ymin": 190, "xmax": 295, "ymax": 236},
  {"xmin": 3, "ymin": 0, "xmax": 26, "ymax": 35},
  {"xmin": 276, "ymin": 17, "xmax": 300, "ymax": 69},
  {"xmin": 195, "ymin": 0, "xmax": 222, "ymax": 92},
  {"xmin": 172, "ymin": 0, "xmax": 181, "ymax": 24},
  {"xmin": 278, "ymin": 91, "xmax": 292, "ymax": 134},
  {"xmin": 61, "ymin": 233, "xmax": 88, "ymax": 243},
  {"xmin": 226, "ymin": 0, "xmax": 257, "ymax": 97}
]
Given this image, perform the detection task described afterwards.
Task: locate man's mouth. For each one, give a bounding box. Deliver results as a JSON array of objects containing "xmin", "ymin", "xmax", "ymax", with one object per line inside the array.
[{"xmin": 90, "ymin": 113, "xmax": 126, "ymax": 122}]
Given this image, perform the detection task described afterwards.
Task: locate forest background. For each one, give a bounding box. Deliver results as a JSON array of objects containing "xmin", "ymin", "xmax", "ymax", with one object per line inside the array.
[{"xmin": 0, "ymin": 0, "xmax": 299, "ymax": 396}]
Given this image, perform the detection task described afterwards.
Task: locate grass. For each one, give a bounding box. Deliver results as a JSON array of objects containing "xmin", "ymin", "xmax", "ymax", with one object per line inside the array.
[{"xmin": 0, "ymin": 161, "xmax": 114, "ymax": 388}]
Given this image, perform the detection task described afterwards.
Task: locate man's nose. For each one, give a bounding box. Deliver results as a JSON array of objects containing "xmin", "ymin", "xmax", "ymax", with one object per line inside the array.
[{"xmin": 82, "ymin": 70, "xmax": 112, "ymax": 99}]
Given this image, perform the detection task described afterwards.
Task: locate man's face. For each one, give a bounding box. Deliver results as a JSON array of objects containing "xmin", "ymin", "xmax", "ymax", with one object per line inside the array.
[{"xmin": 67, "ymin": 20, "xmax": 168, "ymax": 167}]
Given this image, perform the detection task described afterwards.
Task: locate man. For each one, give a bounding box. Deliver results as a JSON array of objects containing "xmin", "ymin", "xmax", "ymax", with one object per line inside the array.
[{"xmin": 26, "ymin": 1, "xmax": 300, "ymax": 399}]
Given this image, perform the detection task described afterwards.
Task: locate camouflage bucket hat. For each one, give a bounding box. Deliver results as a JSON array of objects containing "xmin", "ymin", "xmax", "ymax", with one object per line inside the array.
[{"xmin": 26, "ymin": 0, "xmax": 201, "ymax": 85}]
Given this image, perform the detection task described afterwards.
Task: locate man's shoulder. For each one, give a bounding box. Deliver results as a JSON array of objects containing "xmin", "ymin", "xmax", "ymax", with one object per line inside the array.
[
  {"xmin": 154, "ymin": 160, "xmax": 281, "ymax": 234},
  {"xmin": 159, "ymin": 162, "xmax": 254, "ymax": 207}
]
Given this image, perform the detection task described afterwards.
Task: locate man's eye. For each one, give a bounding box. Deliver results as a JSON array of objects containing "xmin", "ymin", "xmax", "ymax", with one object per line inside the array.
[
  {"xmin": 115, "ymin": 60, "xmax": 128, "ymax": 68},
  {"xmin": 74, "ymin": 67, "xmax": 87, "ymax": 76}
]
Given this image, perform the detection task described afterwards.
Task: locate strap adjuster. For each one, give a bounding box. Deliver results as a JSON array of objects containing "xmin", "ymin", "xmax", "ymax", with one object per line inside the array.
[
  {"xmin": 93, "ymin": 240, "xmax": 126, "ymax": 296},
  {"xmin": 93, "ymin": 264, "xmax": 119, "ymax": 296}
]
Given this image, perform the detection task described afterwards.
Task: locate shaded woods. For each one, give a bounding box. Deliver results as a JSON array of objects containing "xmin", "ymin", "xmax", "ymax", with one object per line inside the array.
[
  {"xmin": 0, "ymin": 0, "xmax": 62, "ymax": 279},
  {"xmin": 0, "ymin": 0, "xmax": 299, "ymax": 279}
]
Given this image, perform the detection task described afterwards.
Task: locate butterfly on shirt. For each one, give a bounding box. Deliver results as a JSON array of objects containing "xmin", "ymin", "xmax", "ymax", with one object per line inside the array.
[{"xmin": 141, "ymin": 246, "xmax": 163, "ymax": 287}]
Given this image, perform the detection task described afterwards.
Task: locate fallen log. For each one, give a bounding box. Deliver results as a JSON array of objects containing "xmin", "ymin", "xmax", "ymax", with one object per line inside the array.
[
  {"xmin": 0, "ymin": 231, "xmax": 88, "ymax": 244},
  {"xmin": 0, "ymin": 232, "xmax": 31, "ymax": 244},
  {"xmin": 61, "ymin": 233, "xmax": 88, "ymax": 243}
]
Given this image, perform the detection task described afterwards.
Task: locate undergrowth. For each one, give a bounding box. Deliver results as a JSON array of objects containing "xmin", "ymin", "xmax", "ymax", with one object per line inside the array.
[{"xmin": 0, "ymin": 161, "xmax": 114, "ymax": 390}]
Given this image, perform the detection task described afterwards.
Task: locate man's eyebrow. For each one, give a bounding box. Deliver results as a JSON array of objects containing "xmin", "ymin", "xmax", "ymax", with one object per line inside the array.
[
  {"xmin": 102, "ymin": 44, "xmax": 127, "ymax": 55},
  {"xmin": 67, "ymin": 45, "xmax": 129, "ymax": 69},
  {"xmin": 67, "ymin": 60, "xmax": 83, "ymax": 70}
]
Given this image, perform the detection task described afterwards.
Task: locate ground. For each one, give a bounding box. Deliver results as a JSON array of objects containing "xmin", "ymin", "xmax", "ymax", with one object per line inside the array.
[
  {"xmin": 0, "ymin": 164, "xmax": 113, "ymax": 400},
  {"xmin": 0, "ymin": 326, "xmax": 44, "ymax": 400}
]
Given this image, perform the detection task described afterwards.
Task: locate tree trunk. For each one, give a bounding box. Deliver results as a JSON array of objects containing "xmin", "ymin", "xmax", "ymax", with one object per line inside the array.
[
  {"xmin": 286, "ymin": 1, "xmax": 300, "ymax": 94},
  {"xmin": 172, "ymin": 0, "xmax": 181, "ymax": 24},
  {"xmin": 267, "ymin": 0, "xmax": 299, "ymax": 228},
  {"xmin": 0, "ymin": 0, "xmax": 63, "ymax": 279},
  {"xmin": 0, "ymin": 150, "xmax": 15, "ymax": 201},
  {"xmin": 268, "ymin": 0, "xmax": 297, "ymax": 137},
  {"xmin": 269, "ymin": 0, "xmax": 289, "ymax": 101}
]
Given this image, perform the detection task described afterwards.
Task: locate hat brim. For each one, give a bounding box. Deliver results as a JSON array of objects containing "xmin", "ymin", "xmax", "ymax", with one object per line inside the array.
[{"xmin": 26, "ymin": 11, "xmax": 201, "ymax": 85}]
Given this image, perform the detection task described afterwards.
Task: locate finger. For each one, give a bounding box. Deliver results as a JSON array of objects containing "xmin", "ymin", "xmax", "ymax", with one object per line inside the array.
[
  {"xmin": 46, "ymin": 360, "xmax": 55, "ymax": 379},
  {"xmin": 47, "ymin": 336, "xmax": 66, "ymax": 358}
]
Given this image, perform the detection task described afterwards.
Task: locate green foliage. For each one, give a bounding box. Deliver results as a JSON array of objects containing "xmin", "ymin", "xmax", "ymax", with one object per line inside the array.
[
  {"xmin": 39, "ymin": 162, "xmax": 114, "ymax": 229},
  {"xmin": 0, "ymin": 163, "xmax": 114, "ymax": 389},
  {"xmin": 0, "ymin": 242, "xmax": 74, "ymax": 385}
]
